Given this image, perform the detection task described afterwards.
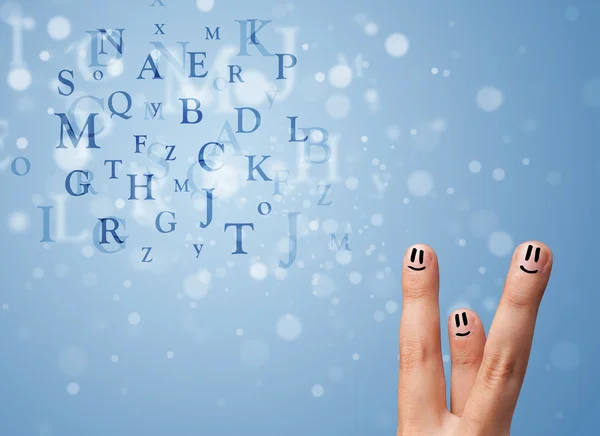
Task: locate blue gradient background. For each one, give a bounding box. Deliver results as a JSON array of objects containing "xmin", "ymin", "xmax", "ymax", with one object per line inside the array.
[{"xmin": 0, "ymin": 0, "xmax": 598, "ymax": 435}]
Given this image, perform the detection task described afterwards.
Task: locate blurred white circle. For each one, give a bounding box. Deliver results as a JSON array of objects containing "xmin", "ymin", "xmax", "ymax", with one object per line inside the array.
[
  {"xmin": 183, "ymin": 270, "xmax": 211, "ymax": 299},
  {"xmin": 275, "ymin": 267, "xmax": 288, "ymax": 280},
  {"xmin": 345, "ymin": 177, "xmax": 359, "ymax": 190},
  {"xmin": 128, "ymin": 312, "xmax": 141, "ymax": 325},
  {"xmin": 249, "ymin": 262, "xmax": 268, "ymax": 280},
  {"xmin": 469, "ymin": 160, "xmax": 482, "ymax": 173},
  {"xmin": 0, "ymin": 2, "xmax": 21, "ymax": 23},
  {"xmin": 321, "ymin": 219, "xmax": 338, "ymax": 234},
  {"xmin": 66, "ymin": 382, "xmax": 80, "ymax": 396},
  {"xmin": 82, "ymin": 246, "xmax": 94, "ymax": 258},
  {"xmin": 276, "ymin": 314, "xmax": 302, "ymax": 341},
  {"xmin": 22, "ymin": 16, "xmax": 35, "ymax": 30},
  {"xmin": 385, "ymin": 300, "xmax": 398, "ymax": 313},
  {"xmin": 476, "ymin": 87, "xmax": 504, "ymax": 112},
  {"xmin": 492, "ymin": 168, "xmax": 505, "ymax": 181},
  {"xmin": 336, "ymin": 250, "xmax": 352, "ymax": 265},
  {"xmin": 488, "ymin": 231, "xmax": 514, "ymax": 257},
  {"xmin": 108, "ymin": 59, "xmax": 124, "ymax": 76},
  {"xmin": 8, "ymin": 211, "xmax": 29, "ymax": 232},
  {"xmin": 47, "ymin": 16, "xmax": 71, "ymax": 40},
  {"xmin": 33, "ymin": 267, "xmax": 44, "ymax": 279},
  {"xmin": 364, "ymin": 21, "xmax": 378, "ymax": 36},
  {"xmin": 328, "ymin": 64, "xmax": 353, "ymax": 88},
  {"xmin": 196, "ymin": 0, "xmax": 215, "ymax": 12},
  {"xmin": 371, "ymin": 213, "xmax": 384, "ymax": 226},
  {"xmin": 385, "ymin": 33, "xmax": 410, "ymax": 57},
  {"xmin": 349, "ymin": 271, "xmax": 362, "ymax": 284},
  {"xmin": 365, "ymin": 89, "xmax": 378, "ymax": 104},
  {"xmin": 7, "ymin": 67, "xmax": 31, "ymax": 91},
  {"xmin": 16, "ymin": 137, "xmax": 28, "ymax": 149},
  {"xmin": 311, "ymin": 384, "xmax": 325, "ymax": 397},
  {"xmin": 407, "ymin": 170, "xmax": 434, "ymax": 197}
]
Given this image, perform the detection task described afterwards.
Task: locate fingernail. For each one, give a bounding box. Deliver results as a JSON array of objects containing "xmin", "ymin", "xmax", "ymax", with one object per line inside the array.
[
  {"xmin": 450, "ymin": 310, "xmax": 473, "ymax": 338},
  {"xmin": 517, "ymin": 243, "xmax": 546, "ymax": 275},
  {"xmin": 406, "ymin": 245, "xmax": 431, "ymax": 272}
]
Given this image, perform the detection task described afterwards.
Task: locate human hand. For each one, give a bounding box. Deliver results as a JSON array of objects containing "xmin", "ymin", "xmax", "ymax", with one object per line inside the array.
[{"xmin": 397, "ymin": 242, "xmax": 553, "ymax": 435}]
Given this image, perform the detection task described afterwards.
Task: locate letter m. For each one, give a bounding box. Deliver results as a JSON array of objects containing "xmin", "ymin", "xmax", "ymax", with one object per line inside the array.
[
  {"xmin": 329, "ymin": 233, "xmax": 350, "ymax": 251},
  {"xmin": 205, "ymin": 27, "xmax": 220, "ymax": 40},
  {"xmin": 55, "ymin": 113, "xmax": 100, "ymax": 149},
  {"xmin": 174, "ymin": 178, "xmax": 190, "ymax": 193}
]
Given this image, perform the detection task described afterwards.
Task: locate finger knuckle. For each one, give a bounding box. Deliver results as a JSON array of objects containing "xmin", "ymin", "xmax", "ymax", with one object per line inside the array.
[
  {"xmin": 503, "ymin": 286, "xmax": 541, "ymax": 310},
  {"xmin": 403, "ymin": 281, "xmax": 430, "ymax": 300},
  {"xmin": 399, "ymin": 340, "xmax": 429, "ymax": 371},
  {"xmin": 451, "ymin": 349, "xmax": 482, "ymax": 367},
  {"xmin": 479, "ymin": 352, "xmax": 516, "ymax": 388}
]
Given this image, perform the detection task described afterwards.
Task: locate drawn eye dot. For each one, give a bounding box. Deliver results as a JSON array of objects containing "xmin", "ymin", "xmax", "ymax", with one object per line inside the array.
[
  {"xmin": 409, "ymin": 248, "xmax": 425, "ymax": 264},
  {"xmin": 455, "ymin": 312, "xmax": 469, "ymax": 328},
  {"xmin": 524, "ymin": 245, "xmax": 541, "ymax": 262}
]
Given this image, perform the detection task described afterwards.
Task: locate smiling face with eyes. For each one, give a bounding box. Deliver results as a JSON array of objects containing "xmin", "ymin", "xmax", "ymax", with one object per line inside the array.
[
  {"xmin": 407, "ymin": 247, "xmax": 426, "ymax": 271},
  {"xmin": 520, "ymin": 244, "xmax": 541, "ymax": 274}
]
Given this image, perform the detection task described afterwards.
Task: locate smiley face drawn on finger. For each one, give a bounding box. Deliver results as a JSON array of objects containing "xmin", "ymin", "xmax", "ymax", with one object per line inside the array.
[
  {"xmin": 407, "ymin": 248, "xmax": 426, "ymax": 271},
  {"xmin": 520, "ymin": 244, "xmax": 541, "ymax": 274},
  {"xmin": 454, "ymin": 312, "xmax": 471, "ymax": 337}
]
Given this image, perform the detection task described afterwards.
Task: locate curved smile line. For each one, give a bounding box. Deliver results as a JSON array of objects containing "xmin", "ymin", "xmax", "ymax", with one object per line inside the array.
[
  {"xmin": 407, "ymin": 266, "xmax": 426, "ymax": 271},
  {"xmin": 456, "ymin": 332, "xmax": 471, "ymax": 337},
  {"xmin": 520, "ymin": 265, "xmax": 538, "ymax": 274}
]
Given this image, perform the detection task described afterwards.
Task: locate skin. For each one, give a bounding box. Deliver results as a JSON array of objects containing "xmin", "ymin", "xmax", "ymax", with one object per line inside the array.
[{"xmin": 398, "ymin": 241, "xmax": 553, "ymax": 435}]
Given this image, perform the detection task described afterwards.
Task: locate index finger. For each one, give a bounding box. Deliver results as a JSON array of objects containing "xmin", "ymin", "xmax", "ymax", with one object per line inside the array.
[{"xmin": 398, "ymin": 245, "xmax": 447, "ymax": 425}]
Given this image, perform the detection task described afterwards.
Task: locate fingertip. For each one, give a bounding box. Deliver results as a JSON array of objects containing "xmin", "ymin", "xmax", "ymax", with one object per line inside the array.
[
  {"xmin": 512, "ymin": 241, "xmax": 553, "ymax": 276},
  {"xmin": 448, "ymin": 308, "xmax": 481, "ymax": 340},
  {"xmin": 402, "ymin": 244, "xmax": 440, "ymax": 299},
  {"xmin": 403, "ymin": 244, "xmax": 437, "ymax": 272}
]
